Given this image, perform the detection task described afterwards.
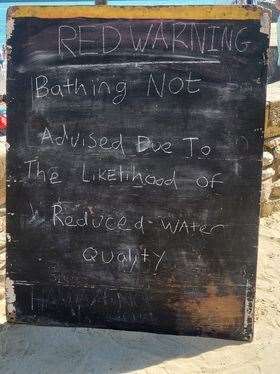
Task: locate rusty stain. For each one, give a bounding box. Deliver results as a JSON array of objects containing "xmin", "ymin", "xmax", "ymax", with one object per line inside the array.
[{"xmin": 171, "ymin": 283, "xmax": 243, "ymax": 334}]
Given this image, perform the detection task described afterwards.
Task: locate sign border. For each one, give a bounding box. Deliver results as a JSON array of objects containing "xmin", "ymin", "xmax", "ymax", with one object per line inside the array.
[{"xmin": 7, "ymin": 5, "xmax": 264, "ymax": 21}]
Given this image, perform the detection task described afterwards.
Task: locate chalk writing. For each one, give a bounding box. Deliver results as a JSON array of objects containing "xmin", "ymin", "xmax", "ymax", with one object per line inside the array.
[
  {"xmin": 183, "ymin": 137, "xmax": 212, "ymax": 158},
  {"xmin": 36, "ymin": 126, "xmax": 216, "ymax": 160},
  {"xmin": 33, "ymin": 75, "xmax": 127, "ymax": 104},
  {"xmin": 82, "ymin": 246, "xmax": 166, "ymax": 274},
  {"xmin": 24, "ymin": 159, "xmax": 62, "ymax": 184},
  {"xmin": 52, "ymin": 203, "xmax": 145, "ymax": 233},
  {"xmin": 82, "ymin": 163, "xmax": 178, "ymax": 189},
  {"xmin": 40, "ymin": 125, "xmax": 126, "ymax": 157},
  {"xmin": 160, "ymin": 219, "xmax": 224, "ymax": 235},
  {"xmin": 50, "ymin": 201, "xmax": 225, "ymax": 237},
  {"xmin": 32, "ymin": 71, "xmax": 202, "ymax": 102},
  {"xmin": 58, "ymin": 22, "xmax": 252, "ymax": 58},
  {"xmin": 147, "ymin": 72, "xmax": 201, "ymax": 97},
  {"xmin": 195, "ymin": 173, "xmax": 223, "ymax": 189}
]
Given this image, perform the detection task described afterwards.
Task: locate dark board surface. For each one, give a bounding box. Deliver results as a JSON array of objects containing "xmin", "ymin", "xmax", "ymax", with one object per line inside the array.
[{"xmin": 6, "ymin": 6, "xmax": 270, "ymax": 341}]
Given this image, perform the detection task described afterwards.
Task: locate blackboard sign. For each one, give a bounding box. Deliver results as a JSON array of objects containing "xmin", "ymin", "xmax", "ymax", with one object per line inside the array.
[{"xmin": 6, "ymin": 6, "xmax": 270, "ymax": 341}]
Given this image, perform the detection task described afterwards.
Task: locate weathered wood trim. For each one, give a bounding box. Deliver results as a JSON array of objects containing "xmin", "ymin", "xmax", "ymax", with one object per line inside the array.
[
  {"xmin": 264, "ymin": 101, "xmax": 280, "ymax": 139},
  {"xmin": 7, "ymin": 5, "xmax": 263, "ymax": 21}
]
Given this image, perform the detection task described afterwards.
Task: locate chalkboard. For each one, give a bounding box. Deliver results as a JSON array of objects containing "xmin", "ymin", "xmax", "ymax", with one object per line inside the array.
[{"xmin": 6, "ymin": 5, "xmax": 270, "ymax": 341}]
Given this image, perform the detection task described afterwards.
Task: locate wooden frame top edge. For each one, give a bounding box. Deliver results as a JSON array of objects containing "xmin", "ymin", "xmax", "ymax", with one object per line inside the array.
[{"xmin": 7, "ymin": 5, "xmax": 263, "ymax": 21}]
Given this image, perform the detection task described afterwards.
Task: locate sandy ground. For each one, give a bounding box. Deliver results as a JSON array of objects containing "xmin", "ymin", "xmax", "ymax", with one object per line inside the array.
[{"xmin": 0, "ymin": 212, "xmax": 279, "ymax": 374}]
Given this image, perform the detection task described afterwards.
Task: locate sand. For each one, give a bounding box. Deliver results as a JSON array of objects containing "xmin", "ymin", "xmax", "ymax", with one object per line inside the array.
[{"xmin": 0, "ymin": 212, "xmax": 279, "ymax": 374}]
